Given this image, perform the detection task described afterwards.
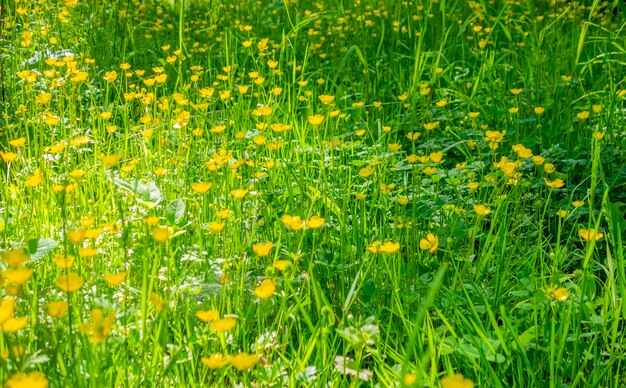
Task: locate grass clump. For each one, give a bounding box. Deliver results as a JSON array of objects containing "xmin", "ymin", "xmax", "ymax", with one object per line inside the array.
[{"xmin": 1, "ymin": 0, "xmax": 626, "ymax": 386}]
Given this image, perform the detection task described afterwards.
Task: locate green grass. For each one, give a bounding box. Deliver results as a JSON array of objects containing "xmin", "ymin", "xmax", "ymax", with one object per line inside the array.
[{"xmin": 1, "ymin": 0, "xmax": 626, "ymax": 386}]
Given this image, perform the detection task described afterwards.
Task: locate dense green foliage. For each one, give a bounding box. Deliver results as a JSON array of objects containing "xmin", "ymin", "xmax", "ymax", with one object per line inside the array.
[{"xmin": 1, "ymin": 0, "xmax": 626, "ymax": 386}]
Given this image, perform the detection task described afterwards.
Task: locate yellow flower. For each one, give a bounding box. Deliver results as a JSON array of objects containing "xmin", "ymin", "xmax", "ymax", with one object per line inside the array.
[
  {"xmin": 388, "ymin": 143, "xmax": 402, "ymax": 152},
  {"xmin": 209, "ymin": 125, "xmax": 226, "ymax": 133},
  {"xmin": 253, "ymin": 135, "xmax": 267, "ymax": 145},
  {"xmin": 196, "ymin": 309, "xmax": 219, "ymax": 323},
  {"xmin": 43, "ymin": 114, "xmax": 60, "ymax": 126},
  {"xmin": 273, "ymin": 260, "xmax": 291, "ymax": 272},
  {"xmin": 219, "ymin": 90, "xmax": 230, "ymax": 100},
  {"xmin": 229, "ymin": 352, "xmax": 258, "ymax": 371},
  {"xmin": 544, "ymin": 178, "xmax": 564, "ymax": 189},
  {"xmin": 319, "ymin": 95, "xmax": 335, "ymax": 104},
  {"xmin": 103, "ymin": 71, "xmax": 118, "ymax": 82},
  {"xmin": 56, "ymin": 273, "xmax": 85, "ymax": 293},
  {"xmin": 406, "ymin": 154, "xmax": 419, "ymax": 164},
  {"xmin": 406, "ymin": 132, "xmax": 421, "ymax": 141},
  {"xmin": 552, "ymin": 287, "xmax": 569, "ymax": 301},
  {"xmin": 579, "ymin": 228, "xmax": 604, "ymax": 241},
  {"xmin": 70, "ymin": 136, "xmax": 90, "ymax": 147},
  {"xmin": 0, "ymin": 298, "xmax": 15, "ymax": 323},
  {"xmin": 207, "ymin": 221, "xmax": 225, "ymax": 233},
  {"xmin": 368, "ymin": 241, "xmax": 382, "ymax": 253},
  {"xmin": 483, "ymin": 130, "xmax": 506, "ymax": 144},
  {"xmin": 532, "ymin": 155, "xmax": 545, "ymax": 165},
  {"xmin": 512, "ymin": 144, "xmax": 533, "ymax": 159},
  {"xmin": 281, "ymin": 215, "xmax": 305, "ymax": 230},
  {"xmin": 403, "ymin": 373, "xmax": 417, "ymax": 385},
  {"xmin": 100, "ymin": 154, "xmax": 122, "ymax": 167},
  {"xmin": 3, "ymin": 371, "xmax": 48, "ymax": 388},
  {"xmin": 306, "ymin": 215, "xmax": 325, "ymax": 229},
  {"xmin": 2, "ymin": 317, "xmax": 28, "ymax": 333},
  {"xmin": 191, "ymin": 182, "xmax": 212, "ymax": 194},
  {"xmin": 3, "ymin": 267, "xmax": 34, "ymax": 285},
  {"xmin": 78, "ymin": 246, "xmax": 97, "ymax": 258},
  {"xmin": 397, "ymin": 197, "xmax": 410, "ymax": 205},
  {"xmin": 201, "ymin": 353, "xmax": 229, "ymax": 369},
  {"xmin": 80, "ymin": 308, "xmax": 115, "ymax": 344},
  {"xmin": 69, "ymin": 169, "xmax": 86, "ymax": 178},
  {"xmin": 230, "ymin": 189, "xmax": 248, "ymax": 199},
  {"xmin": 254, "ymin": 105, "xmax": 273, "ymax": 116},
  {"xmin": 0, "ymin": 152, "xmax": 18, "ymax": 162},
  {"xmin": 556, "ymin": 210, "xmax": 569, "ymax": 218},
  {"xmin": 211, "ymin": 317, "xmax": 236, "ymax": 332},
  {"xmin": 359, "ymin": 165, "xmax": 374, "ymax": 178},
  {"xmin": 67, "ymin": 228, "xmax": 85, "ymax": 244},
  {"xmin": 2, "ymin": 248, "xmax": 29, "ymax": 267},
  {"xmin": 53, "ymin": 254, "xmax": 74, "ymax": 269},
  {"xmin": 26, "ymin": 170, "xmax": 43, "ymax": 187},
  {"xmin": 576, "ymin": 111, "xmax": 589, "ymax": 120},
  {"xmin": 252, "ymin": 242, "xmax": 273, "ymax": 257},
  {"xmin": 419, "ymin": 233, "xmax": 439, "ymax": 253},
  {"xmin": 85, "ymin": 228, "xmax": 102, "ymax": 239},
  {"xmin": 308, "ymin": 114, "xmax": 325, "ymax": 126},
  {"xmin": 423, "ymin": 121, "xmax": 440, "ymax": 130},
  {"xmin": 255, "ymin": 279, "xmax": 276, "ymax": 299},
  {"xmin": 534, "ymin": 106, "xmax": 545, "ymax": 115},
  {"xmin": 17, "ymin": 69, "xmax": 37, "ymax": 83},
  {"xmin": 370, "ymin": 241, "xmax": 400, "ymax": 254},
  {"xmin": 430, "ymin": 151, "xmax": 443, "ymax": 163},
  {"xmin": 143, "ymin": 216, "xmax": 161, "ymax": 226},
  {"xmin": 473, "ymin": 204, "xmax": 491, "ymax": 216},
  {"xmin": 441, "ymin": 373, "xmax": 474, "ymax": 388},
  {"xmin": 151, "ymin": 227, "xmax": 171, "ymax": 243},
  {"xmin": 103, "ymin": 272, "xmax": 127, "ymax": 287},
  {"xmin": 422, "ymin": 167, "xmax": 437, "ymax": 176},
  {"xmin": 70, "ymin": 71, "xmax": 88, "ymax": 83},
  {"xmin": 149, "ymin": 293, "xmax": 164, "ymax": 311},
  {"xmin": 9, "ymin": 137, "xmax": 27, "ymax": 147},
  {"xmin": 47, "ymin": 301, "xmax": 69, "ymax": 318},
  {"xmin": 378, "ymin": 241, "xmax": 401, "ymax": 254}
]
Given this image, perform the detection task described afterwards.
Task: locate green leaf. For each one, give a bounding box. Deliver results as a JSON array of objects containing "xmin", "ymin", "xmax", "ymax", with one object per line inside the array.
[
  {"xmin": 28, "ymin": 238, "xmax": 58, "ymax": 261},
  {"xmin": 296, "ymin": 366, "xmax": 317, "ymax": 384},
  {"xmin": 431, "ymin": 174, "xmax": 444, "ymax": 183},
  {"xmin": 136, "ymin": 182, "xmax": 162, "ymax": 208},
  {"xmin": 22, "ymin": 350, "xmax": 50, "ymax": 369},
  {"xmin": 109, "ymin": 177, "xmax": 162, "ymax": 208},
  {"xmin": 166, "ymin": 198, "xmax": 185, "ymax": 224},
  {"xmin": 109, "ymin": 177, "xmax": 137, "ymax": 193},
  {"xmin": 606, "ymin": 201, "xmax": 626, "ymax": 241},
  {"xmin": 518, "ymin": 326, "xmax": 537, "ymax": 348}
]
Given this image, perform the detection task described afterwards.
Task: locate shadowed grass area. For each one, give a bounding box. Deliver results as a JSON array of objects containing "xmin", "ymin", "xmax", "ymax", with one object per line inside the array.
[{"xmin": 0, "ymin": 0, "xmax": 626, "ymax": 386}]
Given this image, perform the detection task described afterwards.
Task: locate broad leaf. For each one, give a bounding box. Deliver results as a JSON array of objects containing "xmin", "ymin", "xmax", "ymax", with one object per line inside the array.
[
  {"xmin": 166, "ymin": 198, "xmax": 185, "ymax": 224},
  {"xmin": 28, "ymin": 238, "xmax": 58, "ymax": 261}
]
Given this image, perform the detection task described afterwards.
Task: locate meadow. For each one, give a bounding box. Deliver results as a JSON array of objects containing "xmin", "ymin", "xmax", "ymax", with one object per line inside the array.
[{"xmin": 1, "ymin": 0, "xmax": 626, "ymax": 386}]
